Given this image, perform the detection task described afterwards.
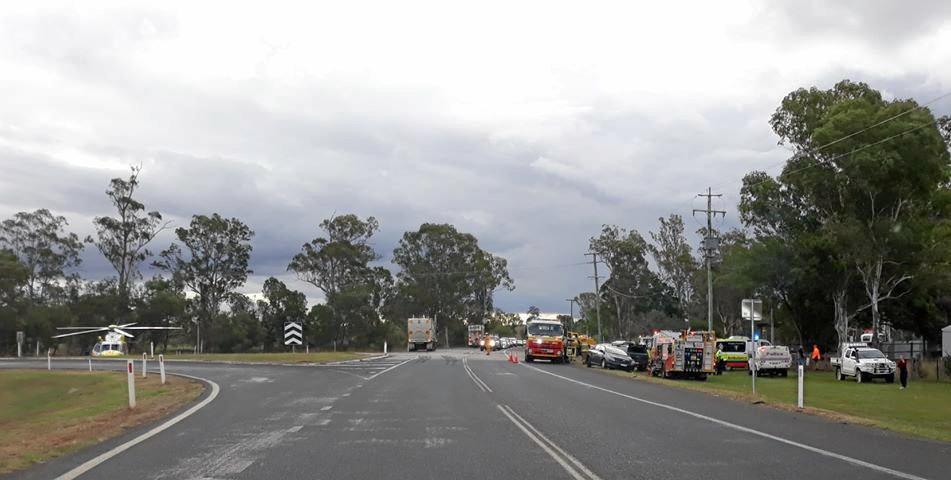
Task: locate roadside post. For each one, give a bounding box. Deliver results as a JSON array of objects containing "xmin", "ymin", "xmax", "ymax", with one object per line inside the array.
[
  {"xmin": 150, "ymin": 341, "xmax": 154, "ymax": 358},
  {"xmin": 16, "ymin": 331, "xmax": 24, "ymax": 358},
  {"xmin": 797, "ymin": 364, "xmax": 804, "ymax": 409},
  {"xmin": 384, "ymin": 340, "xmax": 388, "ymax": 354},
  {"xmin": 47, "ymin": 348, "xmax": 52, "ymax": 370},
  {"xmin": 159, "ymin": 354, "xmax": 166, "ymax": 385},
  {"xmin": 88, "ymin": 358, "xmax": 92, "ymax": 372},
  {"xmin": 742, "ymin": 299, "xmax": 763, "ymax": 395},
  {"xmin": 142, "ymin": 352, "xmax": 148, "ymax": 378},
  {"xmin": 126, "ymin": 360, "xmax": 136, "ymax": 408}
]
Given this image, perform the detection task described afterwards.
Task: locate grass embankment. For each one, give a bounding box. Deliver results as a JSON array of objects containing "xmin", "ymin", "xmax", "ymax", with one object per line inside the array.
[
  {"xmin": 615, "ymin": 368, "xmax": 951, "ymax": 443},
  {"xmin": 134, "ymin": 351, "xmax": 366, "ymax": 364},
  {"xmin": 0, "ymin": 370, "xmax": 202, "ymax": 474}
]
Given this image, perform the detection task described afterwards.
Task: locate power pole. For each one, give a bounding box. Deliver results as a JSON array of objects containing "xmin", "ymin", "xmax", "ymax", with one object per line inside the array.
[
  {"xmin": 585, "ymin": 252, "xmax": 603, "ymax": 343},
  {"xmin": 565, "ymin": 298, "xmax": 576, "ymax": 332},
  {"xmin": 693, "ymin": 187, "xmax": 726, "ymax": 333}
]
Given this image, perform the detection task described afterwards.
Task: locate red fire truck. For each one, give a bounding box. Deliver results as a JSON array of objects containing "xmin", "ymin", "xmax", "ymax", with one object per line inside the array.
[{"xmin": 524, "ymin": 319, "xmax": 567, "ymax": 363}]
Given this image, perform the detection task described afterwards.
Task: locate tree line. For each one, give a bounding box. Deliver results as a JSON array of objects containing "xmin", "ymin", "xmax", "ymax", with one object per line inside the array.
[
  {"xmin": 0, "ymin": 167, "xmax": 514, "ymax": 354},
  {"xmin": 570, "ymin": 80, "xmax": 951, "ymax": 351}
]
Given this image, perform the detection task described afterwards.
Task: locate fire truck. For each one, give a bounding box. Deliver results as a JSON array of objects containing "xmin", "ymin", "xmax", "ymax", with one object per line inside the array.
[
  {"xmin": 467, "ymin": 323, "xmax": 485, "ymax": 348},
  {"xmin": 524, "ymin": 319, "xmax": 567, "ymax": 363},
  {"xmin": 649, "ymin": 330, "xmax": 716, "ymax": 380}
]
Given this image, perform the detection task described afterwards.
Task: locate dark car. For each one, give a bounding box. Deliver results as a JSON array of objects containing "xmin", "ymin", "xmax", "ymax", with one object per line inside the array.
[
  {"xmin": 612, "ymin": 341, "xmax": 649, "ymax": 371},
  {"xmin": 585, "ymin": 344, "xmax": 635, "ymax": 371}
]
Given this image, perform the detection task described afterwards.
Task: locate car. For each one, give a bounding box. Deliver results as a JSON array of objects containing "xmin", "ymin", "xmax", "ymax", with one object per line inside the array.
[
  {"xmin": 585, "ymin": 343, "xmax": 635, "ymax": 371},
  {"xmin": 611, "ymin": 341, "xmax": 649, "ymax": 371}
]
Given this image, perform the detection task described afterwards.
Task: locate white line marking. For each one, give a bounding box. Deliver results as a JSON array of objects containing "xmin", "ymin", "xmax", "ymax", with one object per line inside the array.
[
  {"xmin": 501, "ymin": 405, "xmax": 602, "ymax": 480},
  {"xmin": 521, "ymin": 364, "xmax": 928, "ymax": 480},
  {"xmin": 287, "ymin": 425, "xmax": 303, "ymax": 433},
  {"xmin": 342, "ymin": 393, "xmax": 351, "ymax": 397},
  {"xmin": 55, "ymin": 373, "xmax": 220, "ymax": 480},
  {"xmin": 462, "ymin": 357, "xmax": 492, "ymax": 392},
  {"xmin": 496, "ymin": 405, "xmax": 593, "ymax": 480},
  {"xmin": 365, "ymin": 358, "xmax": 412, "ymax": 380},
  {"xmin": 320, "ymin": 405, "xmax": 333, "ymax": 411}
]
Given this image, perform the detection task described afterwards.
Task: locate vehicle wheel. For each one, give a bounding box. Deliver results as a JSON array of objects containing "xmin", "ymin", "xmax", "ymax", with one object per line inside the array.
[
  {"xmin": 698, "ymin": 374, "xmax": 708, "ymax": 381},
  {"xmin": 836, "ymin": 368, "xmax": 843, "ymax": 381},
  {"xmin": 586, "ymin": 356, "xmax": 591, "ymax": 367},
  {"xmin": 601, "ymin": 359, "xmax": 607, "ymax": 369},
  {"xmin": 885, "ymin": 374, "xmax": 895, "ymax": 384},
  {"xmin": 856, "ymin": 371, "xmax": 864, "ymax": 383},
  {"xmin": 780, "ymin": 370, "xmax": 788, "ymax": 378},
  {"xmin": 525, "ymin": 353, "xmax": 533, "ymax": 363}
]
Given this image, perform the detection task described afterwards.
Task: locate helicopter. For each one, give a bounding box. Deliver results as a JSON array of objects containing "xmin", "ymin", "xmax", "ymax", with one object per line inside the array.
[{"xmin": 53, "ymin": 323, "xmax": 182, "ymax": 357}]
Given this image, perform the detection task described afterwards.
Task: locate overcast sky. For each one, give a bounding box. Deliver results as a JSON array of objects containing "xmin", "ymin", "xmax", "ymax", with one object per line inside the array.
[{"xmin": 1, "ymin": 1, "xmax": 949, "ymax": 313}]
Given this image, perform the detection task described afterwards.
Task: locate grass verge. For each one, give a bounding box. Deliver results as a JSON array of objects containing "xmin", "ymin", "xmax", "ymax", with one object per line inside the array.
[
  {"xmin": 130, "ymin": 351, "xmax": 367, "ymax": 364},
  {"xmin": 0, "ymin": 369, "xmax": 203, "ymax": 474},
  {"xmin": 584, "ymin": 364, "xmax": 951, "ymax": 443}
]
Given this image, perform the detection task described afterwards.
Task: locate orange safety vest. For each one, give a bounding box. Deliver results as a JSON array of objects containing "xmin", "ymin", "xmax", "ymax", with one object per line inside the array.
[{"xmin": 811, "ymin": 346, "xmax": 821, "ymax": 360}]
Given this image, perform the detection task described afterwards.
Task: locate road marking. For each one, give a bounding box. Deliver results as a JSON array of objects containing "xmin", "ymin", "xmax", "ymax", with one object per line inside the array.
[
  {"xmin": 55, "ymin": 373, "xmax": 220, "ymax": 480},
  {"xmin": 497, "ymin": 405, "xmax": 600, "ymax": 480},
  {"xmin": 342, "ymin": 393, "xmax": 351, "ymax": 397},
  {"xmin": 521, "ymin": 364, "xmax": 928, "ymax": 480},
  {"xmin": 287, "ymin": 425, "xmax": 303, "ymax": 433},
  {"xmin": 365, "ymin": 358, "xmax": 412, "ymax": 380},
  {"xmin": 321, "ymin": 405, "xmax": 333, "ymax": 411},
  {"xmin": 462, "ymin": 357, "xmax": 492, "ymax": 392}
]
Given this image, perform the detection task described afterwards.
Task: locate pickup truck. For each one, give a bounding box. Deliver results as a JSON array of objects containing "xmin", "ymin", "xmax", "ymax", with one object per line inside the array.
[
  {"xmin": 831, "ymin": 343, "xmax": 896, "ymax": 383},
  {"xmin": 748, "ymin": 345, "xmax": 792, "ymax": 377}
]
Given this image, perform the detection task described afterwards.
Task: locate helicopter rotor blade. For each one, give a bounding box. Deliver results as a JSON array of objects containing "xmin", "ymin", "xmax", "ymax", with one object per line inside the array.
[
  {"xmin": 53, "ymin": 329, "xmax": 108, "ymax": 339},
  {"xmin": 112, "ymin": 328, "xmax": 135, "ymax": 338},
  {"xmin": 122, "ymin": 327, "xmax": 183, "ymax": 330},
  {"xmin": 56, "ymin": 327, "xmax": 110, "ymax": 330},
  {"xmin": 116, "ymin": 322, "xmax": 138, "ymax": 328}
]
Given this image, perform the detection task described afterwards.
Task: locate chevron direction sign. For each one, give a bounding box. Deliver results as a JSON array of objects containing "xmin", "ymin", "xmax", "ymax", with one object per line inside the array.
[{"xmin": 284, "ymin": 321, "xmax": 303, "ymax": 346}]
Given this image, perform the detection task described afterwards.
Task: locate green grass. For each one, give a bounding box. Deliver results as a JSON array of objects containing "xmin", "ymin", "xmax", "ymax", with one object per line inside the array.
[
  {"xmin": 628, "ymin": 369, "xmax": 951, "ymax": 443},
  {"xmin": 0, "ymin": 370, "xmax": 201, "ymax": 474},
  {"xmin": 137, "ymin": 351, "xmax": 366, "ymax": 364}
]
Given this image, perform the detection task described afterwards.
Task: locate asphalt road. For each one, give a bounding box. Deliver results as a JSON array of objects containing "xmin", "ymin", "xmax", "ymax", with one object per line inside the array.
[{"xmin": 1, "ymin": 349, "xmax": 948, "ymax": 480}]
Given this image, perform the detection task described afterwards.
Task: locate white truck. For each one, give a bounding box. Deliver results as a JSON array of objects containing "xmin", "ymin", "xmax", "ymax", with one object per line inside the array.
[
  {"xmin": 407, "ymin": 317, "xmax": 436, "ymax": 352},
  {"xmin": 748, "ymin": 345, "xmax": 792, "ymax": 377},
  {"xmin": 831, "ymin": 343, "xmax": 896, "ymax": 383}
]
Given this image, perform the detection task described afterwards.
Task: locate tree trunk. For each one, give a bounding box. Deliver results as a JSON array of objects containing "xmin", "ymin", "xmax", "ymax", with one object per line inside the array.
[
  {"xmin": 869, "ymin": 258, "xmax": 883, "ymax": 349},
  {"xmin": 833, "ymin": 289, "xmax": 848, "ymax": 349}
]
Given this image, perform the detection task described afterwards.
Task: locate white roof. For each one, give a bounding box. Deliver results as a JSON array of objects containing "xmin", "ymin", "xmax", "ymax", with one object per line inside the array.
[{"xmin": 942, "ymin": 324, "xmax": 951, "ymax": 332}]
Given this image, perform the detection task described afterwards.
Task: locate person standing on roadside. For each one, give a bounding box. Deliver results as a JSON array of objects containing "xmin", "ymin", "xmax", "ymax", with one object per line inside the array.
[
  {"xmin": 811, "ymin": 344, "xmax": 821, "ymax": 370},
  {"xmin": 715, "ymin": 346, "xmax": 725, "ymax": 375},
  {"xmin": 897, "ymin": 355, "xmax": 908, "ymax": 390}
]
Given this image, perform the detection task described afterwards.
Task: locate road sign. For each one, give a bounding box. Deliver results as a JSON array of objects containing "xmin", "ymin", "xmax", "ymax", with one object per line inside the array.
[
  {"xmin": 284, "ymin": 321, "xmax": 303, "ymax": 346},
  {"xmin": 741, "ymin": 299, "xmax": 763, "ymax": 321},
  {"xmin": 16, "ymin": 331, "xmax": 24, "ymax": 343}
]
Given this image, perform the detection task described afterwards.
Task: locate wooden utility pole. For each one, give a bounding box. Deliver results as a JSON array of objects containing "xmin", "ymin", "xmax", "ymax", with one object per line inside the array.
[{"xmin": 693, "ymin": 187, "xmax": 726, "ymax": 333}]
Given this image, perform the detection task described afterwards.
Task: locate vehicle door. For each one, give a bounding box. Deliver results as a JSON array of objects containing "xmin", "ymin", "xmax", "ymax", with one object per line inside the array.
[
  {"xmin": 590, "ymin": 345, "xmax": 604, "ymax": 364},
  {"xmin": 843, "ymin": 349, "xmax": 858, "ymax": 375}
]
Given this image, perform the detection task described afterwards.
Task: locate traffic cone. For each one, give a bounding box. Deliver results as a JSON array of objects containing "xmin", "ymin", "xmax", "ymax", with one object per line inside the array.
[
  {"xmin": 507, "ymin": 352, "xmax": 513, "ymax": 363},
  {"xmin": 512, "ymin": 353, "xmax": 519, "ymax": 364}
]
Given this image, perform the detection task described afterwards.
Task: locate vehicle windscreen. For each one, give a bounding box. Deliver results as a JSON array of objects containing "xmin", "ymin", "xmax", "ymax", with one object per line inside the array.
[
  {"xmin": 604, "ymin": 346, "xmax": 628, "ymax": 356},
  {"xmin": 720, "ymin": 342, "xmax": 745, "ymax": 353},
  {"xmin": 628, "ymin": 345, "xmax": 647, "ymax": 354},
  {"xmin": 528, "ymin": 323, "xmax": 564, "ymax": 336},
  {"xmin": 857, "ymin": 350, "xmax": 885, "ymax": 359}
]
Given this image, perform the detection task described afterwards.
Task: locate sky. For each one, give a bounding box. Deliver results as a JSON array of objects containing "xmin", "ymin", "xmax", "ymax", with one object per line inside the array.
[{"xmin": 1, "ymin": 1, "xmax": 950, "ymax": 313}]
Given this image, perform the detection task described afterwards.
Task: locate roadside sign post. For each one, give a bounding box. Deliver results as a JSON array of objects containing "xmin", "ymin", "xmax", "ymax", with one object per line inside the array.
[
  {"xmin": 742, "ymin": 299, "xmax": 763, "ymax": 395},
  {"xmin": 126, "ymin": 360, "xmax": 136, "ymax": 409},
  {"xmin": 159, "ymin": 354, "xmax": 166, "ymax": 385},
  {"xmin": 797, "ymin": 364, "xmax": 804, "ymax": 409},
  {"xmin": 142, "ymin": 352, "xmax": 148, "ymax": 378},
  {"xmin": 16, "ymin": 331, "xmax": 24, "ymax": 358},
  {"xmin": 284, "ymin": 321, "xmax": 303, "ymax": 348}
]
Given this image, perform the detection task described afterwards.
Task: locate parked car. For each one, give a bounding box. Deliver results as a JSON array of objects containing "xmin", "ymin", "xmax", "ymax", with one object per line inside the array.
[
  {"xmin": 585, "ymin": 344, "xmax": 635, "ymax": 371},
  {"xmin": 831, "ymin": 343, "xmax": 896, "ymax": 383},
  {"xmin": 611, "ymin": 341, "xmax": 649, "ymax": 371}
]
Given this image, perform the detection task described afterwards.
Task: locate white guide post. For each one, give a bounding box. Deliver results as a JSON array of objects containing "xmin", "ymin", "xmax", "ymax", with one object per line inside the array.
[
  {"xmin": 159, "ymin": 354, "xmax": 166, "ymax": 385},
  {"xmin": 126, "ymin": 360, "xmax": 136, "ymax": 409}
]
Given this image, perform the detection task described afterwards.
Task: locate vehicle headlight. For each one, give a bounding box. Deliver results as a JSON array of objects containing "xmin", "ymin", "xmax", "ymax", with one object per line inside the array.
[{"xmin": 534, "ymin": 339, "xmax": 543, "ymax": 345}]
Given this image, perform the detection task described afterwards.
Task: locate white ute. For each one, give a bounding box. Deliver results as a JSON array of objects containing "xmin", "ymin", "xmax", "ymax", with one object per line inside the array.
[
  {"xmin": 749, "ymin": 345, "xmax": 792, "ymax": 377},
  {"xmin": 831, "ymin": 343, "xmax": 896, "ymax": 383}
]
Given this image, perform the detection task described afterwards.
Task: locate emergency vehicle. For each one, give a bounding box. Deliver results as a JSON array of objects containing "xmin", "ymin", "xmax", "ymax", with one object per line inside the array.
[
  {"xmin": 649, "ymin": 330, "xmax": 716, "ymax": 380},
  {"xmin": 524, "ymin": 319, "xmax": 566, "ymax": 363},
  {"xmin": 92, "ymin": 331, "xmax": 128, "ymax": 357},
  {"xmin": 716, "ymin": 336, "xmax": 751, "ymax": 369},
  {"xmin": 467, "ymin": 324, "xmax": 485, "ymax": 348}
]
